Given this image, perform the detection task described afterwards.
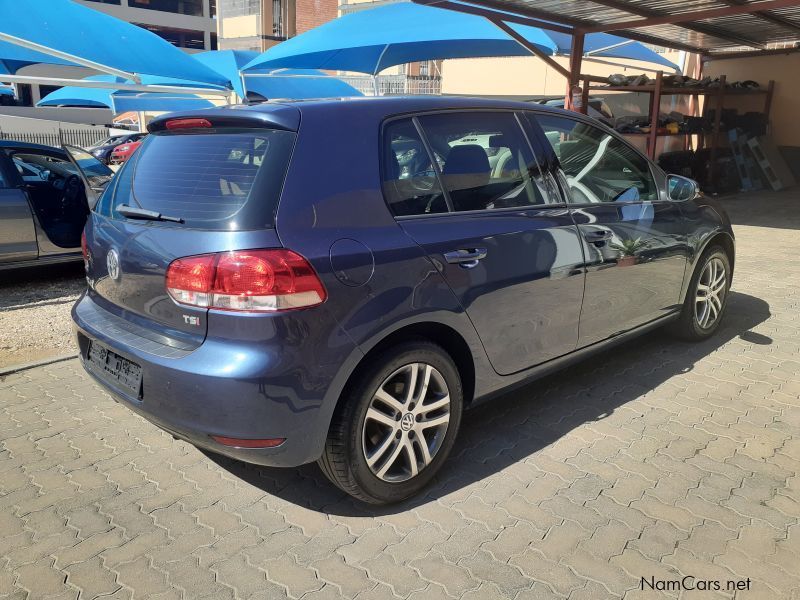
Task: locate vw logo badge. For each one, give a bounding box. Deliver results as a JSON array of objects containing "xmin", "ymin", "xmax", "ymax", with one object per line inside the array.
[
  {"xmin": 400, "ymin": 413, "xmax": 415, "ymax": 432},
  {"xmin": 106, "ymin": 248, "xmax": 121, "ymax": 281}
]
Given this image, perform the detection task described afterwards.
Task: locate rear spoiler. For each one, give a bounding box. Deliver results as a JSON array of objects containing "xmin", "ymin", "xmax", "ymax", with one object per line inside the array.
[{"xmin": 149, "ymin": 104, "xmax": 301, "ymax": 134}]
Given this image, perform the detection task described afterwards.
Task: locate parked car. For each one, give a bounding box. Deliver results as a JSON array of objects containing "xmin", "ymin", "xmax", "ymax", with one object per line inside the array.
[
  {"xmin": 0, "ymin": 141, "xmax": 113, "ymax": 270},
  {"xmin": 109, "ymin": 138, "xmax": 145, "ymax": 165},
  {"xmin": 537, "ymin": 97, "xmax": 615, "ymax": 127},
  {"xmin": 87, "ymin": 133, "xmax": 147, "ymax": 165},
  {"xmin": 72, "ymin": 97, "xmax": 734, "ymax": 504}
]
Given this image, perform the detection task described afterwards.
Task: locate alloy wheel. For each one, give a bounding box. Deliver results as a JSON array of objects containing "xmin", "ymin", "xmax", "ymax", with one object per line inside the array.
[
  {"xmin": 361, "ymin": 362, "xmax": 451, "ymax": 483},
  {"xmin": 694, "ymin": 256, "xmax": 727, "ymax": 329}
]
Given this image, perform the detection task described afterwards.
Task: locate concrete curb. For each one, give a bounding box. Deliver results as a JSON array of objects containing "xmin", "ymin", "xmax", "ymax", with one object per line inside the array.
[{"xmin": 0, "ymin": 353, "xmax": 79, "ymax": 377}]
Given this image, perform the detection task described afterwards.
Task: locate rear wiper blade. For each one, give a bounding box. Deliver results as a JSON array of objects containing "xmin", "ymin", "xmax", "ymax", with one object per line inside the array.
[{"xmin": 117, "ymin": 204, "xmax": 184, "ymax": 223}]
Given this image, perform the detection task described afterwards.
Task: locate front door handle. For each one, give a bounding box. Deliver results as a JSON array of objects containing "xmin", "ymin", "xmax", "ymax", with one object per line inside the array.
[{"xmin": 444, "ymin": 247, "xmax": 487, "ymax": 268}]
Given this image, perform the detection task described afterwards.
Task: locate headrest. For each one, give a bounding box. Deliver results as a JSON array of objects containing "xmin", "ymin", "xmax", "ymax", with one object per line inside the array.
[
  {"xmin": 443, "ymin": 145, "xmax": 490, "ymax": 177},
  {"xmin": 442, "ymin": 144, "xmax": 491, "ymax": 197},
  {"xmin": 488, "ymin": 134, "xmax": 506, "ymax": 148}
]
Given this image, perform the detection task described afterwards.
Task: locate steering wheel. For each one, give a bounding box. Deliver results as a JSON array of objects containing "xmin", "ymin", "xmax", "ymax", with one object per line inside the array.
[{"xmin": 408, "ymin": 169, "xmax": 437, "ymax": 192}]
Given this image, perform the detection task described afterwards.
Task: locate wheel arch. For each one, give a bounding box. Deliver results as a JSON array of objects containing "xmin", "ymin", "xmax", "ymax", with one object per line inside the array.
[
  {"xmin": 682, "ymin": 230, "xmax": 735, "ymax": 303},
  {"xmin": 342, "ymin": 322, "xmax": 477, "ymax": 410},
  {"xmin": 703, "ymin": 231, "xmax": 735, "ymax": 277}
]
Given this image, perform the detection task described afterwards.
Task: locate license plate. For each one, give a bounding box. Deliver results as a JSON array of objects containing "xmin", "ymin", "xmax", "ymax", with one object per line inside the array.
[{"xmin": 87, "ymin": 341, "xmax": 142, "ymax": 397}]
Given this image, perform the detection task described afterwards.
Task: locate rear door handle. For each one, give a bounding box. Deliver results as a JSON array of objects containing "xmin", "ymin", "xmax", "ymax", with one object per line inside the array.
[
  {"xmin": 444, "ymin": 247, "xmax": 487, "ymax": 267},
  {"xmin": 584, "ymin": 229, "xmax": 613, "ymax": 243}
]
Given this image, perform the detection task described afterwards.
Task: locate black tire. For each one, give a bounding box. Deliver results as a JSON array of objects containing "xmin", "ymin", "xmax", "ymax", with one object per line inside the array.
[
  {"xmin": 670, "ymin": 245, "xmax": 731, "ymax": 341},
  {"xmin": 318, "ymin": 340, "xmax": 463, "ymax": 505}
]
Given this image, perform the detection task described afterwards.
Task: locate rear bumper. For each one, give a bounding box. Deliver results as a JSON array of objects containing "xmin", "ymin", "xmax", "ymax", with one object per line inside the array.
[{"xmin": 72, "ymin": 292, "xmax": 358, "ymax": 467}]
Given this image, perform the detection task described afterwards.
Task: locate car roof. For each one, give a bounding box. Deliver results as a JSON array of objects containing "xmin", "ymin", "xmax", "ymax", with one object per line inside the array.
[
  {"xmin": 0, "ymin": 140, "xmax": 62, "ymax": 153},
  {"xmin": 149, "ymin": 95, "xmax": 579, "ymax": 133}
]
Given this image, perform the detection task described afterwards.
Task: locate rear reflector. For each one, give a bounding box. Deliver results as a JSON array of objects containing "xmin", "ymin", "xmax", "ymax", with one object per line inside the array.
[
  {"xmin": 165, "ymin": 118, "xmax": 212, "ymax": 130},
  {"xmin": 166, "ymin": 249, "xmax": 326, "ymax": 312},
  {"xmin": 80, "ymin": 230, "xmax": 89, "ymax": 261},
  {"xmin": 211, "ymin": 435, "xmax": 286, "ymax": 448}
]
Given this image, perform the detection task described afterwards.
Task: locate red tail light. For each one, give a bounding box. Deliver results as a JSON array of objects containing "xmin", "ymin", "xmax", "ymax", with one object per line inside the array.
[
  {"xmin": 166, "ymin": 249, "xmax": 327, "ymax": 312},
  {"xmin": 80, "ymin": 230, "xmax": 89, "ymax": 261}
]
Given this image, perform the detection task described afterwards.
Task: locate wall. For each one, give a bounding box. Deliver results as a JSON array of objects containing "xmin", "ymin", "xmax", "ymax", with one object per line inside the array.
[
  {"xmin": 704, "ymin": 52, "xmax": 798, "ymax": 147},
  {"xmin": 441, "ymin": 52, "xmax": 683, "ymax": 97},
  {"xmin": 296, "ymin": 0, "xmax": 337, "ymax": 34}
]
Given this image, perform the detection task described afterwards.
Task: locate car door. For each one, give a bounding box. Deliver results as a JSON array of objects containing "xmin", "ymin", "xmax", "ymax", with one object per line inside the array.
[
  {"xmin": 384, "ymin": 111, "xmax": 586, "ymax": 376},
  {"xmin": 63, "ymin": 145, "xmax": 115, "ymax": 209},
  {"xmin": 528, "ymin": 112, "xmax": 689, "ymax": 346},
  {"xmin": 0, "ymin": 149, "xmax": 38, "ymax": 263}
]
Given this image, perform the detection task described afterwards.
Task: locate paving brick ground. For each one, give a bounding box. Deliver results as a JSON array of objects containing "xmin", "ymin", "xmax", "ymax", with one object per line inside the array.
[{"xmin": 1, "ymin": 191, "xmax": 799, "ymax": 600}]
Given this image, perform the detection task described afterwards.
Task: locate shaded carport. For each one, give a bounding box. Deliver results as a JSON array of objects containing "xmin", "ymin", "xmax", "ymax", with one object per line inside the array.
[{"xmin": 415, "ymin": 0, "xmax": 800, "ymax": 107}]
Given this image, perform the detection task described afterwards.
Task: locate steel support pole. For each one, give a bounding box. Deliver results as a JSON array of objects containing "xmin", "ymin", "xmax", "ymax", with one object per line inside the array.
[{"xmin": 565, "ymin": 32, "xmax": 584, "ymax": 112}]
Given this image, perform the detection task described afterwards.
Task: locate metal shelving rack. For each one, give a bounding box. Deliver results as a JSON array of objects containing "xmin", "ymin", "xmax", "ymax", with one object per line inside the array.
[{"xmin": 583, "ymin": 73, "xmax": 775, "ymax": 174}]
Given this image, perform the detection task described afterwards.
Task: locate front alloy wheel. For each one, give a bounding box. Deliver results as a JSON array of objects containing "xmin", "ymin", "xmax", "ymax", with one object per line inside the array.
[
  {"xmin": 694, "ymin": 256, "xmax": 727, "ymax": 329},
  {"xmin": 670, "ymin": 245, "xmax": 731, "ymax": 341},
  {"xmin": 319, "ymin": 340, "xmax": 463, "ymax": 504},
  {"xmin": 362, "ymin": 363, "xmax": 451, "ymax": 483}
]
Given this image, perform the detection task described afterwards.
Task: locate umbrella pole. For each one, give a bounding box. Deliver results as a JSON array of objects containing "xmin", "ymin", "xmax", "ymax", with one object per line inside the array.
[{"xmin": 239, "ymin": 71, "xmax": 248, "ymax": 105}]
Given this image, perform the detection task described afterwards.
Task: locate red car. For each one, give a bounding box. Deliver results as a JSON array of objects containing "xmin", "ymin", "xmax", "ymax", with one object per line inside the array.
[{"xmin": 110, "ymin": 138, "xmax": 144, "ymax": 164}]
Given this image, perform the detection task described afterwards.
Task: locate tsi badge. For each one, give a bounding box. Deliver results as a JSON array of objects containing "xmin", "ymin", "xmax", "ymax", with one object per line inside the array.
[
  {"xmin": 183, "ymin": 315, "xmax": 201, "ymax": 327},
  {"xmin": 106, "ymin": 248, "xmax": 121, "ymax": 281}
]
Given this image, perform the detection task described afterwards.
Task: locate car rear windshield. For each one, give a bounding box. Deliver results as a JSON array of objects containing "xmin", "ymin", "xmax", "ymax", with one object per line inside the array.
[{"xmin": 98, "ymin": 128, "xmax": 296, "ymax": 230}]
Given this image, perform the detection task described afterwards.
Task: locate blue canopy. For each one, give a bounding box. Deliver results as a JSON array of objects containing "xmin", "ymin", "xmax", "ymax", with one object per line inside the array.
[
  {"xmin": 185, "ymin": 50, "xmax": 361, "ymax": 99},
  {"xmin": 0, "ymin": 0, "xmax": 228, "ymax": 85},
  {"xmin": 37, "ymin": 75, "xmax": 214, "ymax": 112},
  {"xmin": 0, "ymin": 84, "xmax": 12, "ymax": 96},
  {"xmin": 245, "ymin": 69, "xmax": 362, "ymax": 99},
  {"xmin": 194, "ymin": 50, "xmax": 258, "ymax": 99},
  {"xmin": 243, "ymin": 2, "xmax": 678, "ymax": 75}
]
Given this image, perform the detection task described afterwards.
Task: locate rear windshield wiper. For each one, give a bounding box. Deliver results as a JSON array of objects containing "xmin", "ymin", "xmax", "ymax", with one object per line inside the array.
[{"xmin": 117, "ymin": 204, "xmax": 184, "ymax": 223}]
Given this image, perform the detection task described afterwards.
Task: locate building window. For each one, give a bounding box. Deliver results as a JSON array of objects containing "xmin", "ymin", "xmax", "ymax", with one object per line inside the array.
[
  {"xmin": 272, "ymin": 0, "xmax": 283, "ymax": 37},
  {"xmin": 419, "ymin": 61, "xmax": 430, "ymax": 76},
  {"xmin": 210, "ymin": 0, "xmax": 217, "ymax": 18},
  {"xmin": 129, "ymin": 0, "xmax": 204, "ymax": 17},
  {"xmin": 135, "ymin": 23, "xmax": 206, "ymax": 49},
  {"xmin": 219, "ymin": 0, "xmax": 261, "ymax": 19}
]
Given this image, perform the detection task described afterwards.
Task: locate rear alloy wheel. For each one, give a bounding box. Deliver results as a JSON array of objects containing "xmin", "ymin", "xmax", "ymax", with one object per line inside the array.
[
  {"xmin": 363, "ymin": 363, "xmax": 451, "ymax": 483},
  {"xmin": 319, "ymin": 341, "xmax": 463, "ymax": 504},
  {"xmin": 670, "ymin": 245, "xmax": 731, "ymax": 341}
]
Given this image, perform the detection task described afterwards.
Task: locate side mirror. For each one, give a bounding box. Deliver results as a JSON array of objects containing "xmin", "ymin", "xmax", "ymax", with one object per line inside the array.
[
  {"xmin": 667, "ymin": 174, "xmax": 701, "ymax": 202},
  {"xmin": 39, "ymin": 169, "xmax": 51, "ymax": 181}
]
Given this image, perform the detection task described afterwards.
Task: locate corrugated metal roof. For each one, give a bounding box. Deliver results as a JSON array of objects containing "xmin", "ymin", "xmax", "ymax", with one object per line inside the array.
[{"xmin": 429, "ymin": 0, "xmax": 800, "ymax": 54}]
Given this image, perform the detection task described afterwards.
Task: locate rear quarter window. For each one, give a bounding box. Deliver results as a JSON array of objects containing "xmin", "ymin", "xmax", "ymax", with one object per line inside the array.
[{"xmin": 102, "ymin": 128, "xmax": 296, "ymax": 230}]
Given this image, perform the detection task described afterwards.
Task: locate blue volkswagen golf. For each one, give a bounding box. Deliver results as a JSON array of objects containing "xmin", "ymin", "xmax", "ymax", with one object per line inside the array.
[{"xmin": 73, "ymin": 97, "xmax": 734, "ymax": 504}]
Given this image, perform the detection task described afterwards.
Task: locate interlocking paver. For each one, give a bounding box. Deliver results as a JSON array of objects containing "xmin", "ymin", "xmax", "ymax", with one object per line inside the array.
[{"xmin": 1, "ymin": 191, "xmax": 799, "ymax": 598}]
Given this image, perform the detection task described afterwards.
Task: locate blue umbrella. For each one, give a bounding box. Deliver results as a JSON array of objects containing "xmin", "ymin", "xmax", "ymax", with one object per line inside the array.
[
  {"xmin": 37, "ymin": 75, "xmax": 214, "ymax": 112},
  {"xmin": 0, "ymin": 0, "xmax": 228, "ymax": 85},
  {"xmin": 242, "ymin": 2, "xmax": 678, "ymax": 75}
]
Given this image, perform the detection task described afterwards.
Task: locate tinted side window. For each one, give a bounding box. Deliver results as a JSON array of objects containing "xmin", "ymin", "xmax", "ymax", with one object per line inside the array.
[
  {"xmin": 0, "ymin": 163, "xmax": 6, "ymax": 187},
  {"xmin": 536, "ymin": 114, "xmax": 657, "ymax": 204},
  {"xmin": 417, "ymin": 111, "xmax": 549, "ymax": 212},
  {"xmin": 382, "ymin": 118, "xmax": 447, "ymax": 217}
]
